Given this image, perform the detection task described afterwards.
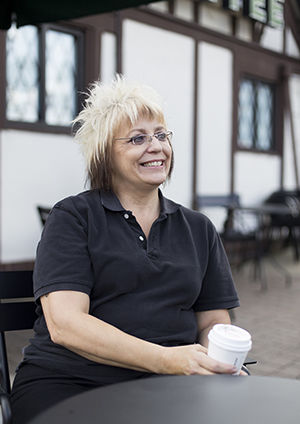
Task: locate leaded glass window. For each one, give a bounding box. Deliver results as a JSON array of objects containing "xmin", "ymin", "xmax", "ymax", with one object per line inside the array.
[
  {"xmin": 5, "ymin": 24, "xmax": 82, "ymax": 128},
  {"xmin": 238, "ymin": 78, "xmax": 275, "ymax": 152},
  {"xmin": 6, "ymin": 25, "xmax": 39, "ymax": 122},
  {"xmin": 45, "ymin": 30, "xmax": 76, "ymax": 126}
]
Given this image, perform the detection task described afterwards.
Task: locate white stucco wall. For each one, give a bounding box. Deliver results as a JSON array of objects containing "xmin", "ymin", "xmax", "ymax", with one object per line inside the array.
[
  {"xmin": 199, "ymin": 3, "xmax": 232, "ymax": 35},
  {"xmin": 101, "ymin": 32, "xmax": 117, "ymax": 83},
  {"xmin": 234, "ymin": 152, "xmax": 281, "ymax": 205},
  {"xmin": 122, "ymin": 19, "xmax": 194, "ymax": 207},
  {"xmin": 260, "ymin": 26, "xmax": 284, "ymax": 53},
  {"xmin": 283, "ymin": 112, "xmax": 295, "ymax": 189},
  {"xmin": 236, "ymin": 18, "xmax": 252, "ymax": 42},
  {"xmin": 174, "ymin": 0, "xmax": 194, "ymax": 21},
  {"xmin": 290, "ymin": 75, "xmax": 300, "ymax": 156},
  {"xmin": 196, "ymin": 42, "xmax": 233, "ymax": 229},
  {"xmin": 0, "ymin": 130, "xmax": 85, "ymax": 262},
  {"xmin": 147, "ymin": 1, "xmax": 168, "ymax": 12},
  {"xmin": 197, "ymin": 42, "xmax": 232, "ymax": 196},
  {"xmin": 286, "ymin": 28, "xmax": 300, "ymax": 58},
  {"xmin": 284, "ymin": 74, "xmax": 300, "ymax": 189}
]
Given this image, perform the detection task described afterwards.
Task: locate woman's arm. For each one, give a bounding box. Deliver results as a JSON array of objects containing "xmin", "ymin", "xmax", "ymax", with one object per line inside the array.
[
  {"xmin": 196, "ymin": 309, "xmax": 231, "ymax": 348},
  {"xmin": 41, "ymin": 290, "xmax": 164, "ymax": 373},
  {"xmin": 41, "ymin": 291, "xmax": 237, "ymax": 376}
]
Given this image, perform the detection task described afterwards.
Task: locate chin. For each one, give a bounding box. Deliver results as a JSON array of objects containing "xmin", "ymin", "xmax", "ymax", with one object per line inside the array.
[
  {"xmin": 145, "ymin": 178, "xmax": 167, "ymax": 187},
  {"xmin": 138, "ymin": 171, "xmax": 169, "ymax": 188}
]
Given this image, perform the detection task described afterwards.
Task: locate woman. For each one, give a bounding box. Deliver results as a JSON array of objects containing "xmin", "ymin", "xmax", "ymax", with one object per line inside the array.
[{"xmin": 11, "ymin": 76, "xmax": 241, "ymax": 423}]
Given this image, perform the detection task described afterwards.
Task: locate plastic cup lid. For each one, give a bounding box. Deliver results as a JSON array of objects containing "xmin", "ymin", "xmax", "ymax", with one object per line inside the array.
[{"xmin": 208, "ymin": 324, "xmax": 252, "ymax": 352}]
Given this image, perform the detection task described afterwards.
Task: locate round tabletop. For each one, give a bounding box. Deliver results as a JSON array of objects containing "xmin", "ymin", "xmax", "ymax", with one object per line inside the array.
[{"xmin": 30, "ymin": 374, "xmax": 300, "ymax": 424}]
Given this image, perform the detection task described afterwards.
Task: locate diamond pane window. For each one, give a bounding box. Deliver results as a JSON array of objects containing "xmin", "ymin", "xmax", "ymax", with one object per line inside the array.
[
  {"xmin": 238, "ymin": 78, "xmax": 275, "ymax": 152},
  {"xmin": 256, "ymin": 83, "xmax": 273, "ymax": 150},
  {"xmin": 45, "ymin": 30, "xmax": 76, "ymax": 126},
  {"xmin": 238, "ymin": 80, "xmax": 254, "ymax": 149},
  {"xmin": 6, "ymin": 25, "xmax": 39, "ymax": 122},
  {"xmin": 5, "ymin": 24, "xmax": 83, "ymax": 129}
]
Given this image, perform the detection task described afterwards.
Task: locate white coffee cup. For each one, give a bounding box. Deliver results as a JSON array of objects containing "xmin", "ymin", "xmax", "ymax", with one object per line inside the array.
[{"xmin": 207, "ymin": 324, "xmax": 252, "ymax": 375}]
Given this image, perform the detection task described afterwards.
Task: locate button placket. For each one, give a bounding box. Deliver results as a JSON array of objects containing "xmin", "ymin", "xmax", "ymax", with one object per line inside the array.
[
  {"xmin": 122, "ymin": 211, "xmax": 148, "ymax": 250},
  {"xmin": 146, "ymin": 221, "xmax": 160, "ymax": 258}
]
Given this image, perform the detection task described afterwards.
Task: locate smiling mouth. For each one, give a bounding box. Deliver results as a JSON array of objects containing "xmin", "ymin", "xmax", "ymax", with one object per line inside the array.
[{"xmin": 141, "ymin": 160, "xmax": 163, "ymax": 167}]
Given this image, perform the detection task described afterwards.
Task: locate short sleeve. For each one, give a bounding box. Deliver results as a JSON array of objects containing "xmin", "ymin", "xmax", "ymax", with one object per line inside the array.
[
  {"xmin": 33, "ymin": 201, "xmax": 94, "ymax": 301},
  {"xmin": 193, "ymin": 222, "xmax": 240, "ymax": 311}
]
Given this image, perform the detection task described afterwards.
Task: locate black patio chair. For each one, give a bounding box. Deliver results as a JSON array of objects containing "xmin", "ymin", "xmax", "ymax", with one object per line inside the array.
[
  {"xmin": 37, "ymin": 206, "xmax": 51, "ymax": 226},
  {"xmin": 197, "ymin": 193, "xmax": 279, "ymax": 291},
  {"xmin": 264, "ymin": 190, "xmax": 300, "ymax": 261},
  {"xmin": 0, "ymin": 270, "xmax": 36, "ymax": 424},
  {"xmin": 197, "ymin": 194, "xmax": 240, "ymax": 209},
  {"xmin": 197, "ymin": 194, "xmax": 260, "ymax": 267}
]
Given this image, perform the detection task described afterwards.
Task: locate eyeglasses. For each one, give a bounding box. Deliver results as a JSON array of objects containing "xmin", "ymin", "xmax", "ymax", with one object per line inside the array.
[{"xmin": 114, "ymin": 131, "xmax": 173, "ymax": 146}]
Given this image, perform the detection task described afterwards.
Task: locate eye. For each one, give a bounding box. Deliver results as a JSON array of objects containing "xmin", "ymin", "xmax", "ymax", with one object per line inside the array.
[
  {"xmin": 155, "ymin": 132, "xmax": 168, "ymax": 141},
  {"xmin": 131, "ymin": 134, "xmax": 147, "ymax": 145}
]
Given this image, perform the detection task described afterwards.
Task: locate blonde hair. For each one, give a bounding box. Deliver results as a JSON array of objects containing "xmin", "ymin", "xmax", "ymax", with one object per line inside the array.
[{"xmin": 73, "ymin": 75, "xmax": 172, "ymax": 190}]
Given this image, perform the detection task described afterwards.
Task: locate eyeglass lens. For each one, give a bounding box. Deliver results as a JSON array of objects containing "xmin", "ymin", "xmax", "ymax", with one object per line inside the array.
[{"xmin": 131, "ymin": 131, "xmax": 172, "ymax": 145}]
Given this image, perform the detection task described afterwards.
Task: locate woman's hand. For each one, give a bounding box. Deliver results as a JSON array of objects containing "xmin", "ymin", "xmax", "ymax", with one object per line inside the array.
[{"xmin": 160, "ymin": 344, "xmax": 238, "ymax": 376}]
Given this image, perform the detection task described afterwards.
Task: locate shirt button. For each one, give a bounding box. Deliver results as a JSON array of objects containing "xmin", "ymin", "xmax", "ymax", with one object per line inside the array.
[
  {"xmin": 124, "ymin": 213, "xmax": 129, "ymax": 219},
  {"xmin": 139, "ymin": 235, "xmax": 144, "ymax": 241}
]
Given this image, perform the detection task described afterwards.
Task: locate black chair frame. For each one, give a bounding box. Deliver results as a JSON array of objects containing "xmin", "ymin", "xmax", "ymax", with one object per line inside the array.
[
  {"xmin": 0, "ymin": 270, "xmax": 36, "ymax": 424},
  {"xmin": 37, "ymin": 206, "xmax": 51, "ymax": 227},
  {"xmin": 197, "ymin": 194, "xmax": 240, "ymax": 209}
]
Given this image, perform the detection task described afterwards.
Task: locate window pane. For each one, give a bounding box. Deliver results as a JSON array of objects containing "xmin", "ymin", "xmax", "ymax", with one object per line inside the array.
[
  {"xmin": 6, "ymin": 25, "xmax": 39, "ymax": 122},
  {"xmin": 45, "ymin": 30, "xmax": 76, "ymax": 126},
  {"xmin": 238, "ymin": 79, "xmax": 254, "ymax": 149},
  {"xmin": 256, "ymin": 83, "xmax": 274, "ymax": 150}
]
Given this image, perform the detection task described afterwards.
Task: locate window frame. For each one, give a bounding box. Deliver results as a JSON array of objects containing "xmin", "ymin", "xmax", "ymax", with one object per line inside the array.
[
  {"xmin": 237, "ymin": 75, "xmax": 277, "ymax": 153},
  {"xmin": 0, "ymin": 22, "xmax": 84, "ymax": 134}
]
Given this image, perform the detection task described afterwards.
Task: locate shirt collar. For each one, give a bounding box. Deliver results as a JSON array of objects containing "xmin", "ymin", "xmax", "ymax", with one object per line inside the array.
[
  {"xmin": 158, "ymin": 189, "xmax": 180, "ymax": 215},
  {"xmin": 99, "ymin": 189, "xmax": 179, "ymax": 215},
  {"xmin": 100, "ymin": 190, "xmax": 125, "ymax": 212}
]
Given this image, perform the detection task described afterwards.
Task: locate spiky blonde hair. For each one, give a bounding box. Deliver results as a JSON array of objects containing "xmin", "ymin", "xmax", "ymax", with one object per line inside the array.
[{"xmin": 73, "ymin": 75, "xmax": 170, "ymax": 190}]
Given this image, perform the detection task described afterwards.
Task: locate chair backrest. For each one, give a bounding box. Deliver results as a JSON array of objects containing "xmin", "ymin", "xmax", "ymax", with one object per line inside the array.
[
  {"xmin": 37, "ymin": 206, "xmax": 51, "ymax": 226},
  {"xmin": 197, "ymin": 194, "xmax": 240, "ymax": 209},
  {"xmin": 0, "ymin": 270, "xmax": 36, "ymax": 394}
]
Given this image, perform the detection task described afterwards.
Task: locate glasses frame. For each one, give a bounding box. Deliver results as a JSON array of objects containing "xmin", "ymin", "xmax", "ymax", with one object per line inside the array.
[{"xmin": 114, "ymin": 130, "xmax": 173, "ymax": 146}]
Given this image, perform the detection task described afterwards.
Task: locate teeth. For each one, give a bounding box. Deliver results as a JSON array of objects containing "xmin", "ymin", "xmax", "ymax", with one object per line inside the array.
[{"xmin": 143, "ymin": 161, "xmax": 163, "ymax": 167}]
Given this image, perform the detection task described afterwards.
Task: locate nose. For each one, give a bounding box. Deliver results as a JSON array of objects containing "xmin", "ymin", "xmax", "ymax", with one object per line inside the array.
[{"xmin": 146, "ymin": 135, "xmax": 163, "ymax": 152}]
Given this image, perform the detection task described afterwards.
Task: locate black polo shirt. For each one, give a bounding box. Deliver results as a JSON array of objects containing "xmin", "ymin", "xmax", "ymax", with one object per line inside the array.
[{"xmin": 24, "ymin": 189, "xmax": 239, "ymax": 385}]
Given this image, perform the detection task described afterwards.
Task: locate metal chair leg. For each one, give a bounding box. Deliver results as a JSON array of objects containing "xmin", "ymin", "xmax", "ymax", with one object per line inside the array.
[{"xmin": 0, "ymin": 332, "xmax": 11, "ymax": 394}]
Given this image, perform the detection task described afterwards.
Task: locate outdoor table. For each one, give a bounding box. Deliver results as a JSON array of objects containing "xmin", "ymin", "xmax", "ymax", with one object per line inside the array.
[{"xmin": 29, "ymin": 374, "xmax": 300, "ymax": 424}]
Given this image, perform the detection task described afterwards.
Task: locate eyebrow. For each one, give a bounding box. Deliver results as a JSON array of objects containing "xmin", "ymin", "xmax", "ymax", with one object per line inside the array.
[{"xmin": 127, "ymin": 125, "xmax": 165, "ymax": 136}]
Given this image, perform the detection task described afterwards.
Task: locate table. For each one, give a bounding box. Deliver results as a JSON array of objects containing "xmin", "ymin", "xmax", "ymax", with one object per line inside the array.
[{"xmin": 30, "ymin": 374, "xmax": 300, "ymax": 424}]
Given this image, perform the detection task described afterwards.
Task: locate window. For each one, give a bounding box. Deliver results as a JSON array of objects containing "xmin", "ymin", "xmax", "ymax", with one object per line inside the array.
[
  {"xmin": 238, "ymin": 77, "xmax": 275, "ymax": 152},
  {"xmin": 5, "ymin": 24, "xmax": 83, "ymax": 130},
  {"xmin": 6, "ymin": 26, "xmax": 39, "ymax": 123}
]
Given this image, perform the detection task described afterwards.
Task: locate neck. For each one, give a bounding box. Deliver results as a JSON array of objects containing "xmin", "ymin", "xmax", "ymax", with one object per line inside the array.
[
  {"xmin": 115, "ymin": 186, "xmax": 160, "ymax": 216},
  {"xmin": 113, "ymin": 186, "xmax": 161, "ymax": 238}
]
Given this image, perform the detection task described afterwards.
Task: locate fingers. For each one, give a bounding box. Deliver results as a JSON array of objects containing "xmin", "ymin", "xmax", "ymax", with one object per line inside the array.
[
  {"xmin": 193, "ymin": 344, "xmax": 236, "ymax": 374},
  {"xmin": 193, "ymin": 367, "xmax": 215, "ymax": 376},
  {"xmin": 194, "ymin": 344, "xmax": 208, "ymax": 354},
  {"xmin": 196, "ymin": 351, "xmax": 237, "ymax": 375}
]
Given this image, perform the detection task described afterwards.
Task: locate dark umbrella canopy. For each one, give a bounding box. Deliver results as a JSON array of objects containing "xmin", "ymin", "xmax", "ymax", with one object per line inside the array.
[{"xmin": 0, "ymin": 0, "xmax": 161, "ymax": 30}]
